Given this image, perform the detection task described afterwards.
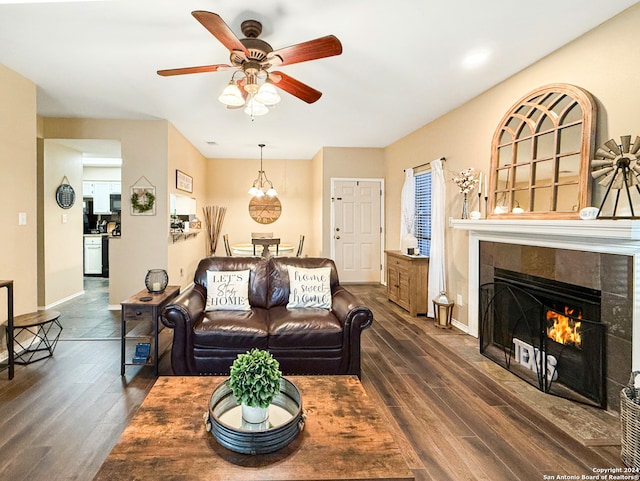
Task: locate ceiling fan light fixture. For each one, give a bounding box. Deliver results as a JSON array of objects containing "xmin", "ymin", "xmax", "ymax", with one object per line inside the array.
[
  {"xmin": 218, "ymin": 81, "xmax": 245, "ymax": 107},
  {"xmin": 255, "ymin": 80, "xmax": 281, "ymax": 106},
  {"xmin": 244, "ymin": 96, "xmax": 269, "ymax": 116}
]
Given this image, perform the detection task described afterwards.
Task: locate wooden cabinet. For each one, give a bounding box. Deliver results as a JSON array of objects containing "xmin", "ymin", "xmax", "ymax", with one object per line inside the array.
[{"xmin": 386, "ymin": 250, "xmax": 429, "ymax": 316}]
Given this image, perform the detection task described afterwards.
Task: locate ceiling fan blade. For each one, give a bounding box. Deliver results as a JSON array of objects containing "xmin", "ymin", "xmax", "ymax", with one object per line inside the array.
[
  {"xmin": 270, "ymin": 71, "xmax": 322, "ymax": 104},
  {"xmin": 269, "ymin": 35, "xmax": 342, "ymax": 67},
  {"xmin": 157, "ymin": 64, "xmax": 233, "ymax": 76},
  {"xmin": 192, "ymin": 11, "xmax": 249, "ymax": 56}
]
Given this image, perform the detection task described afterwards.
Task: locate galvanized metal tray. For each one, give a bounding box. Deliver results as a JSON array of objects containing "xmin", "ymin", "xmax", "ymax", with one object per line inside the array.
[{"xmin": 204, "ymin": 377, "xmax": 305, "ymax": 455}]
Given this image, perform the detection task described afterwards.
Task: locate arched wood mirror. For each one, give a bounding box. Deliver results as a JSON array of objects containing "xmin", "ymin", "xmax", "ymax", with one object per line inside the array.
[{"xmin": 488, "ymin": 83, "xmax": 596, "ymax": 219}]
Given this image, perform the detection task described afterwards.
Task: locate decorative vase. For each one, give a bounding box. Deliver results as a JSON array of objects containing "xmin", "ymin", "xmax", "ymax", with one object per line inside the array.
[
  {"xmin": 241, "ymin": 403, "xmax": 269, "ymax": 424},
  {"xmin": 461, "ymin": 193, "xmax": 469, "ymax": 219},
  {"xmin": 400, "ymin": 232, "xmax": 418, "ymax": 255}
]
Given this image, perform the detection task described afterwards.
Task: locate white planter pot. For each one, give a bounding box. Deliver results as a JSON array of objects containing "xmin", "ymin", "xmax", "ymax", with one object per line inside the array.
[{"xmin": 241, "ymin": 403, "xmax": 269, "ymax": 424}]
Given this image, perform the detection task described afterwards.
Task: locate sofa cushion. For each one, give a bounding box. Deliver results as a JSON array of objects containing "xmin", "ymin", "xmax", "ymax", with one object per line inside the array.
[
  {"xmin": 268, "ymin": 257, "xmax": 339, "ymax": 308},
  {"xmin": 286, "ymin": 266, "xmax": 332, "ymax": 309},
  {"xmin": 205, "ymin": 269, "xmax": 251, "ymax": 311},
  {"xmin": 193, "ymin": 308, "xmax": 269, "ymax": 349},
  {"xmin": 267, "ymin": 306, "xmax": 343, "ymax": 349},
  {"xmin": 194, "ymin": 257, "xmax": 270, "ymax": 308}
]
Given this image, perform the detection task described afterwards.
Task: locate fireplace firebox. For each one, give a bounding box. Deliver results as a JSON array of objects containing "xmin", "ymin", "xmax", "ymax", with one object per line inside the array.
[{"xmin": 480, "ymin": 269, "xmax": 605, "ymax": 408}]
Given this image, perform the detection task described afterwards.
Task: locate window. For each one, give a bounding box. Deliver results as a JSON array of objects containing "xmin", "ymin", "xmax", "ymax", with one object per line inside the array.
[{"xmin": 415, "ymin": 170, "xmax": 432, "ymax": 256}]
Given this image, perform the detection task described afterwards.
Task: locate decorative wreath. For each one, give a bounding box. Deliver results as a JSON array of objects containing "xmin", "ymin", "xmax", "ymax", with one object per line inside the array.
[{"xmin": 131, "ymin": 190, "xmax": 155, "ymax": 213}]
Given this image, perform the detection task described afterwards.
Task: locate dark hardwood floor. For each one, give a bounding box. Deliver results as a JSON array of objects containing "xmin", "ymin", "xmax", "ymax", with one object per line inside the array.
[{"xmin": 0, "ymin": 279, "xmax": 623, "ymax": 481}]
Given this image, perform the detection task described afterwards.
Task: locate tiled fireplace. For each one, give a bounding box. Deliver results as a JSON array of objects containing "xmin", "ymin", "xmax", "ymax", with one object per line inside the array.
[{"xmin": 453, "ymin": 219, "xmax": 639, "ymax": 411}]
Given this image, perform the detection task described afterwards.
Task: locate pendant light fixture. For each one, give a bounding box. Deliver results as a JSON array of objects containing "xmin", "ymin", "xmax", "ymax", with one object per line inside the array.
[{"xmin": 248, "ymin": 144, "xmax": 277, "ymax": 197}]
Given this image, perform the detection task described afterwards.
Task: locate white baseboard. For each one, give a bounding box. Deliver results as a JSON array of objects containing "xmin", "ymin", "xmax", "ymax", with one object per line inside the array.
[{"xmin": 39, "ymin": 290, "xmax": 84, "ymax": 310}]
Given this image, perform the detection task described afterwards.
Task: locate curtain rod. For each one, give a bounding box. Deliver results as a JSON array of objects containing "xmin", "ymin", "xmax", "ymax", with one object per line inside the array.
[{"xmin": 404, "ymin": 157, "xmax": 446, "ymax": 172}]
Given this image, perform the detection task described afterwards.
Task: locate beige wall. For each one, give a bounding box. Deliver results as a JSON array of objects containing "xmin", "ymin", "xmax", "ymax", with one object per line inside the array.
[
  {"xmin": 319, "ymin": 147, "xmax": 386, "ymax": 257},
  {"xmin": 43, "ymin": 118, "xmax": 169, "ymax": 306},
  {"xmin": 206, "ymin": 156, "xmax": 314, "ymax": 256},
  {"xmin": 385, "ymin": 3, "xmax": 640, "ymax": 328},
  {"xmin": 83, "ymin": 166, "xmax": 120, "ymax": 182},
  {"xmin": 39, "ymin": 140, "xmax": 84, "ymax": 306},
  {"xmin": 0, "ymin": 64, "xmax": 37, "ymax": 321},
  {"xmin": 310, "ymin": 149, "xmax": 324, "ymax": 257},
  {"xmin": 167, "ymin": 123, "xmax": 208, "ymax": 288}
]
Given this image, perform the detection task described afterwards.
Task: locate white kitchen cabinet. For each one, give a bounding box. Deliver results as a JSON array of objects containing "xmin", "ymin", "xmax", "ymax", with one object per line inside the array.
[
  {"xmin": 93, "ymin": 182, "xmax": 111, "ymax": 214},
  {"xmin": 83, "ymin": 182, "xmax": 94, "ymax": 197},
  {"xmin": 84, "ymin": 236, "xmax": 102, "ymax": 274},
  {"xmin": 109, "ymin": 182, "xmax": 121, "ymax": 194}
]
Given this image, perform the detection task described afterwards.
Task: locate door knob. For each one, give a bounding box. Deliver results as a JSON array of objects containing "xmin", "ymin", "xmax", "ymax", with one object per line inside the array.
[
  {"xmin": 335, "ymin": 227, "xmax": 340, "ymax": 232},
  {"xmin": 335, "ymin": 235, "xmax": 341, "ymax": 240}
]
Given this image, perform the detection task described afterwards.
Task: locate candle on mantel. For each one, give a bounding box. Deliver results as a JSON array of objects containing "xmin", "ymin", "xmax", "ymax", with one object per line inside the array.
[
  {"xmin": 478, "ymin": 172, "xmax": 482, "ymax": 195},
  {"xmin": 485, "ymin": 174, "xmax": 488, "ymax": 196}
]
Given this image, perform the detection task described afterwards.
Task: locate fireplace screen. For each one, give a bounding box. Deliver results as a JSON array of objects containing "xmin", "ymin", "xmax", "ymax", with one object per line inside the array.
[{"xmin": 480, "ymin": 269, "xmax": 605, "ymax": 408}]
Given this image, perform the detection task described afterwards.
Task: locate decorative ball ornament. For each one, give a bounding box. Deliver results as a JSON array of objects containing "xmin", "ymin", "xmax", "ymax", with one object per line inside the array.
[{"xmin": 590, "ymin": 135, "xmax": 640, "ymax": 219}]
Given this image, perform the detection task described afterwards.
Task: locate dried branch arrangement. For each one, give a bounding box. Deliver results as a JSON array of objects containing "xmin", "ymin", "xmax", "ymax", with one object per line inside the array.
[{"xmin": 202, "ymin": 205, "xmax": 227, "ymax": 256}]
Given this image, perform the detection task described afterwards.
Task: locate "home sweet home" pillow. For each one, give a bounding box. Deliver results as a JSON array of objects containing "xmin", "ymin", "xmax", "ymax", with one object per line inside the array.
[
  {"xmin": 205, "ymin": 269, "xmax": 251, "ymax": 311},
  {"xmin": 286, "ymin": 266, "xmax": 332, "ymax": 309}
]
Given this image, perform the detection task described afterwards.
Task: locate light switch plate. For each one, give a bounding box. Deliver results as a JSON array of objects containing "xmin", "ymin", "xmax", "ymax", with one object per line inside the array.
[{"xmin": 18, "ymin": 212, "xmax": 27, "ymax": 225}]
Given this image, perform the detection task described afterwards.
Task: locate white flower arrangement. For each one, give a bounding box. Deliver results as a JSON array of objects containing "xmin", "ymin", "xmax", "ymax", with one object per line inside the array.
[{"xmin": 453, "ymin": 168, "xmax": 479, "ymax": 194}]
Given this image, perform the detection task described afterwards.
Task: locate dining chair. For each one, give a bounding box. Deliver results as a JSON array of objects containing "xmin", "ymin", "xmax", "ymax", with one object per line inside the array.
[
  {"xmin": 296, "ymin": 235, "xmax": 305, "ymax": 257},
  {"xmin": 223, "ymin": 234, "xmax": 233, "ymax": 256},
  {"xmin": 251, "ymin": 232, "xmax": 273, "ymax": 239}
]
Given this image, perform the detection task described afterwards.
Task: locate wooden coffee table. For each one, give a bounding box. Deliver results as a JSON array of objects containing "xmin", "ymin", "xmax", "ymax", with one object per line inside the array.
[{"xmin": 93, "ymin": 376, "xmax": 414, "ymax": 481}]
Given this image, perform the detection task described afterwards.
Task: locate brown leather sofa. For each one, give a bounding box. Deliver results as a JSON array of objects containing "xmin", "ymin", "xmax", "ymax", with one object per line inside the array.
[{"xmin": 160, "ymin": 256, "xmax": 373, "ymax": 377}]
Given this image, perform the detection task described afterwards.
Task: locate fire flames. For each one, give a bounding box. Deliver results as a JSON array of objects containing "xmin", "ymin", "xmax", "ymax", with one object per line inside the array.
[{"xmin": 546, "ymin": 306, "xmax": 582, "ymax": 348}]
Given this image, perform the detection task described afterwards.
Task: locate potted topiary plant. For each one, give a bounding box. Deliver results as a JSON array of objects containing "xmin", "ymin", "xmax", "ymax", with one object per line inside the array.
[{"xmin": 229, "ymin": 348, "xmax": 282, "ymax": 424}]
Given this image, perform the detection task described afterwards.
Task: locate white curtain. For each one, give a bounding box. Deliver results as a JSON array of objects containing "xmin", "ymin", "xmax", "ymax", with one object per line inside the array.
[
  {"xmin": 428, "ymin": 159, "xmax": 447, "ymax": 317},
  {"xmin": 400, "ymin": 168, "xmax": 415, "ymax": 246}
]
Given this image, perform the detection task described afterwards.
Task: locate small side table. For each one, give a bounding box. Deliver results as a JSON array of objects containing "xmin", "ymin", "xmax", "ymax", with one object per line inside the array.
[
  {"xmin": 13, "ymin": 310, "xmax": 62, "ymax": 364},
  {"xmin": 0, "ymin": 280, "xmax": 14, "ymax": 380},
  {"xmin": 121, "ymin": 286, "xmax": 180, "ymax": 376}
]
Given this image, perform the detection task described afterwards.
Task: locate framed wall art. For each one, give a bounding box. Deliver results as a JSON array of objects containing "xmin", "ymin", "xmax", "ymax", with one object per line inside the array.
[
  {"xmin": 130, "ymin": 176, "xmax": 156, "ymax": 216},
  {"xmin": 176, "ymin": 170, "xmax": 193, "ymax": 193}
]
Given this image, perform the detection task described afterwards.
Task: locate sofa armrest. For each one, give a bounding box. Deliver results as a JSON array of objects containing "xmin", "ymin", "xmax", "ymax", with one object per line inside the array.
[
  {"xmin": 331, "ymin": 286, "xmax": 373, "ymax": 378},
  {"xmin": 331, "ymin": 285, "xmax": 373, "ymax": 330},
  {"xmin": 160, "ymin": 285, "xmax": 205, "ymax": 374}
]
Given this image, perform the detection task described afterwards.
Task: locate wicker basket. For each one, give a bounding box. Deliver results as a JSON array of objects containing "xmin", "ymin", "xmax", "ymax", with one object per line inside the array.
[{"xmin": 621, "ymin": 371, "xmax": 640, "ymax": 468}]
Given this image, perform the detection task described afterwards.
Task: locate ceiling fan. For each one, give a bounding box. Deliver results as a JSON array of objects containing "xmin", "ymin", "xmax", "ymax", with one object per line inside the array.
[{"xmin": 157, "ymin": 11, "xmax": 343, "ymax": 114}]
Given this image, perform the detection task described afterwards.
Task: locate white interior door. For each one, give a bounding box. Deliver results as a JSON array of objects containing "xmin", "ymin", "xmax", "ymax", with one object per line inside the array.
[{"xmin": 332, "ymin": 179, "xmax": 383, "ymax": 283}]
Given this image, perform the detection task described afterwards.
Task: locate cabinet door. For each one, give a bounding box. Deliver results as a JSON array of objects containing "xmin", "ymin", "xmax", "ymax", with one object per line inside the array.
[
  {"xmin": 93, "ymin": 182, "xmax": 111, "ymax": 213},
  {"xmin": 387, "ymin": 265, "xmax": 400, "ymax": 302},
  {"xmin": 110, "ymin": 182, "xmax": 121, "ymax": 194},
  {"xmin": 83, "ymin": 182, "xmax": 94, "ymax": 197},
  {"xmin": 84, "ymin": 243, "xmax": 102, "ymax": 274}
]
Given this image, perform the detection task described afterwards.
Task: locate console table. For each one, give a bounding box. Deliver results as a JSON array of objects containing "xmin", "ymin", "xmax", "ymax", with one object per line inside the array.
[
  {"xmin": 0, "ymin": 280, "xmax": 14, "ymax": 379},
  {"xmin": 386, "ymin": 250, "xmax": 429, "ymax": 316},
  {"xmin": 121, "ymin": 286, "xmax": 180, "ymax": 376}
]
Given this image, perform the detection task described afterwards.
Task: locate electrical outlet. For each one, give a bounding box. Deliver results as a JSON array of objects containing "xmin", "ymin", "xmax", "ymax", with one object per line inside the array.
[
  {"xmin": 61, "ymin": 214, "xmax": 68, "ymax": 223},
  {"xmin": 456, "ymin": 294, "xmax": 463, "ymax": 306},
  {"xmin": 18, "ymin": 212, "xmax": 27, "ymax": 225}
]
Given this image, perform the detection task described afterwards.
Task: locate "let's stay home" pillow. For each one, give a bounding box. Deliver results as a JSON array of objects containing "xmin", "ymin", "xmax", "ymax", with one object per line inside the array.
[
  {"xmin": 205, "ymin": 270, "xmax": 251, "ymax": 311},
  {"xmin": 286, "ymin": 266, "xmax": 332, "ymax": 309}
]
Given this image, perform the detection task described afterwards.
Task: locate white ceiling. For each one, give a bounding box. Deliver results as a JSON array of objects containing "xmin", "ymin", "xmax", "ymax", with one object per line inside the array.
[{"xmin": 1, "ymin": 0, "xmax": 638, "ymax": 160}]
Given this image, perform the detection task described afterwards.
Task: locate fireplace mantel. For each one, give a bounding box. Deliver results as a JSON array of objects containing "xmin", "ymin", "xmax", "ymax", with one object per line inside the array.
[
  {"xmin": 452, "ymin": 218, "xmax": 640, "ymax": 370},
  {"xmin": 451, "ymin": 218, "xmax": 640, "ymax": 241}
]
